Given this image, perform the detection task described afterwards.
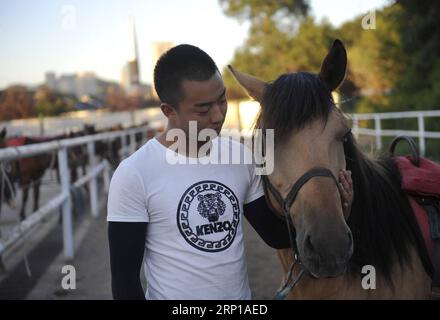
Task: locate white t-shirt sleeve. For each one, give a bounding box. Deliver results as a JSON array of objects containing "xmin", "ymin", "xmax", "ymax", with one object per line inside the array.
[
  {"xmin": 107, "ymin": 160, "xmax": 149, "ymax": 223},
  {"xmin": 244, "ymin": 163, "xmax": 265, "ymax": 204}
]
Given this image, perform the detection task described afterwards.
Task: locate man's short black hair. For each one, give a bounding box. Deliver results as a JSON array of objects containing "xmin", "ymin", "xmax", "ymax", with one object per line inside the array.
[{"xmin": 154, "ymin": 44, "xmax": 219, "ymax": 108}]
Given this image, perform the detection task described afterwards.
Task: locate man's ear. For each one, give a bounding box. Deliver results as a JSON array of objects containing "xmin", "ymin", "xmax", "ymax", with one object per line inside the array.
[
  {"xmin": 319, "ymin": 39, "xmax": 347, "ymax": 91},
  {"xmin": 160, "ymin": 103, "xmax": 177, "ymax": 119}
]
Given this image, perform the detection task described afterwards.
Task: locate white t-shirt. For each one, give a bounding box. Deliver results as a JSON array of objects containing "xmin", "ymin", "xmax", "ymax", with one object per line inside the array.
[{"xmin": 107, "ymin": 137, "xmax": 264, "ymax": 300}]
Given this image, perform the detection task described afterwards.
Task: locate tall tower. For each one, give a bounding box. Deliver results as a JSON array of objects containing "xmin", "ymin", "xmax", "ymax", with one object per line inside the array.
[{"xmin": 129, "ymin": 17, "xmax": 140, "ymax": 85}]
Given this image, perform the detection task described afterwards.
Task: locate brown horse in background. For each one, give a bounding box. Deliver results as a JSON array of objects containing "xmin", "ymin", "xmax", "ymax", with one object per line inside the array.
[
  {"xmin": 82, "ymin": 124, "xmax": 124, "ymax": 169},
  {"xmin": 230, "ymin": 39, "xmax": 434, "ymax": 299},
  {"xmin": 1, "ymin": 123, "xmax": 148, "ymax": 222},
  {"xmin": 0, "ymin": 128, "xmax": 54, "ymax": 221}
]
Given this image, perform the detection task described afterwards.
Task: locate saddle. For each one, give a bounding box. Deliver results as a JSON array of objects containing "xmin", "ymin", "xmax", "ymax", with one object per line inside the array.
[{"xmin": 389, "ymin": 136, "xmax": 440, "ymax": 286}]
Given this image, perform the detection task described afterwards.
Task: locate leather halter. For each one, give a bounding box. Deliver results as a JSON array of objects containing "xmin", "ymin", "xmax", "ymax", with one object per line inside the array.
[{"xmin": 262, "ymin": 167, "xmax": 339, "ymax": 251}]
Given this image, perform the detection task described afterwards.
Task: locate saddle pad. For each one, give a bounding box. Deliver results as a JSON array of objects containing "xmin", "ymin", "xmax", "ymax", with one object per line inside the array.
[{"xmin": 5, "ymin": 136, "xmax": 27, "ymax": 147}]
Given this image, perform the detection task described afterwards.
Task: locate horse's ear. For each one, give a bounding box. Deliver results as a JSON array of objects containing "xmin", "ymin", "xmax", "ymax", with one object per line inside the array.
[
  {"xmin": 227, "ymin": 65, "xmax": 267, "ymax": 103},
  {"xmin": 319, "ymin": 39, "xmax": 347, "ymax": 91},
  {"xmin": 0, "ymin": 127, "xmax": 6, "ymax": 139}
]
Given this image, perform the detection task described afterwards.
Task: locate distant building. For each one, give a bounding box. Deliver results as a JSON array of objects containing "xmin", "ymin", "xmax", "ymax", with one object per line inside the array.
[
  {"xmin": 45, "ymin": 72, "xmax": 56, "ymax": 91},
  {"xmin": 152, "ymin": 41, "xmax": 174, "ymax": 66},
  {"xmin": 56, "ymin": 74, "xmax": 77, "ymax": 96},
  {"xmin": 151, "ymin": 41, "xmax": 174, "ymax": 100},
  {"xmin": 44, "ymin": 72, "xmax": 119, "ymax": 104},
  {"xmin": 40, "ymin": 18, "xmax": 154, "ymax": 108},
  {"xmin": 76, "ymin": 71, "xmax": 99, "ymax": 99}
]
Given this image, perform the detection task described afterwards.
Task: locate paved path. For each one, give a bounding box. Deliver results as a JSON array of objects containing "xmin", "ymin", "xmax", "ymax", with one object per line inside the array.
[
  {"xmin": 0, "ymin": 154, "xmax": 283, "ymax": 300},
  {"xmin": 17, "ymin": 206, "xmax": 283, "ymax": 300}
]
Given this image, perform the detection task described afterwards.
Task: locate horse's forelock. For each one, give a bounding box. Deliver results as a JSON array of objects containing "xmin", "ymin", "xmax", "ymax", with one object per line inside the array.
[{"xmin": 257, "ymin": 72, "xmax": 334, "ymax": 145}]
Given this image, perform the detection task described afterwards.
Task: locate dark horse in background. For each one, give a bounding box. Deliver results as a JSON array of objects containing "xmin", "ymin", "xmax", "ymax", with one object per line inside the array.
[
  {"xmin": 82, "ymin": 124, "xmax": 123, "ymax": 170},
  {"xmin": 0, "ymin": 122, "xmax": 148, "ymax": 222},
  {"xmin": 0, "ymin": 127, "xmax": 54, "ymax": 221},
  {"xmin": 0, "ymin": 123, "xmax": 131, "ymax": 222},
  {"xmin": 0, "ymin": 126, "xmax": 97, "ymax": 221},
  {"xmin": 229, "ymin": 39, "xmax": 436, "ymax": 298}
]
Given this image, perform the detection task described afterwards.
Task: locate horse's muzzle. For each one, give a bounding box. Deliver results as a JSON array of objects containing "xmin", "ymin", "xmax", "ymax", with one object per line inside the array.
[{"xmin": 300, "ymin": 230, "xmax": 353, "ymax": 278}]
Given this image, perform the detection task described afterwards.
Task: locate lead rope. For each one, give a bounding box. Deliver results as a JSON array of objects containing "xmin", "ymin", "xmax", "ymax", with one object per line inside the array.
[
  {"xmin": 273, "ymin": 204, "xmax": 305, "ymax": 300},
  {"xmin": 259, "ymin": 129, "xmax": 305, "ymax": 299},
  {"xmin": 274, "ymin": 258, "xmax": 305, "ymax": 300}
]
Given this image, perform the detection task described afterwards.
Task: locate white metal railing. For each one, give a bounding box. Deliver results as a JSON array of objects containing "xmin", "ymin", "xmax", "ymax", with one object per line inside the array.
[
  {"xmin": 351, "ymin": 110, "xmax": 440, "ymax": 155},
  {"xmin": 0, "ymin": 108, "xmax": 166, "ymax": 137},
  {"xmin": 0, "ymin": 125, "xmax": 153, "ymax": 261}
]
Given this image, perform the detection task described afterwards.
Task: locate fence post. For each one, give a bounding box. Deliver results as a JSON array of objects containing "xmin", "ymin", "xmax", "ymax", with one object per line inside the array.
[
  {"xmin": 130, "ymin": 131, "xmax": 136, "ymax": 154},
  {"xmin": 125, "ymin": 133, "xmax": 131, "ymax": 158},
  {"xmin": 58, "ymin": 147, "xmax": 74, "ymax": 260},
  {"xmin": 103, "ymin": 160, "xmax": 111, "ymax": 192},
  {"xmin": 352, "ymin": 114, "xmax": 359, "ymax": 139},
  {"xmin": 374, "ymin": 115, "xmax": 382, "ymax": 151},
  {"xmin": 418, "ymin": 113, "xmax": 426, "ymax": 156},
  {"xmin": 87, "ymin": 142, "xmax": 99, "ymax": 218},
  {"xmin": 141, "ymin": 129, "xmax": 147, "ymax": 145},
  {"xmin": 39, "ymin": 113, "xmax": 45, "ymax": 136}
]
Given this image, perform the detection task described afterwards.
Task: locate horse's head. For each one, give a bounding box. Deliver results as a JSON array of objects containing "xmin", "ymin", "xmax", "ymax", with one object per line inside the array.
[
  {"xmin": 84, "ymin": 124, "xmax": 97, "ymax": 135},
  {"xmin": 230, "ymin": 40, "xmax": 354, "ymax": 278}
]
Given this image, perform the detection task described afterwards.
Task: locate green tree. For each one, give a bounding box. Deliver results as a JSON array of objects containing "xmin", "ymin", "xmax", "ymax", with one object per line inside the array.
[
  {"xmin": 390, "ymin": 0, "xmax": 440, "ymax": 110},
  {"xmin": 219, "ymin": 1, "xmax": 342, "ymax": 98},
  {"xmin": 34, "ymin": 86, "xmax": 73, "ymax": 116},
  {"xmin": 340, "ymin": 5, "xmax": 406, "ymax": 113}
]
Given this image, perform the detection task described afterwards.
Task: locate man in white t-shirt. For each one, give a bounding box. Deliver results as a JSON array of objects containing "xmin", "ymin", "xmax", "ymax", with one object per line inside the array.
[{"xmin": 107, "ymin": 44, "xmax": 353, "ymax": 300}]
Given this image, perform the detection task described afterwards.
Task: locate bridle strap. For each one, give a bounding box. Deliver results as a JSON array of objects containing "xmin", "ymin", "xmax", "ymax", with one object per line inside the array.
[
  {"xmin": 285, "ymin": 168, "xmax": 338, "ymax": 209},
  {"xmin": 263, "ymin": 167, "xmax": 338, "ymax": 252},
  {"xmin": 263, "ymin": 167, "xmax": 338, "ymax": 220}
]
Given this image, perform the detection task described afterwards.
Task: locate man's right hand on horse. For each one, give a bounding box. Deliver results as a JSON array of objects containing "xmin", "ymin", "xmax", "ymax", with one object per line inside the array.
[{"xmin": 339, "ymin": 169, "xmax": 353, "ymax": 218}]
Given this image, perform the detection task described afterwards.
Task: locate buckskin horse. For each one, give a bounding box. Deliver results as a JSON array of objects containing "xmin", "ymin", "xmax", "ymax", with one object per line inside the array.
[{"xmin": 229, "ymin": 39, "xmax": 436, "ymax": 299}]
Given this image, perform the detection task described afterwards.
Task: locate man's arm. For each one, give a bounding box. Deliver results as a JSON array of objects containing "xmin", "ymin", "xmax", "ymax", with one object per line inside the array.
[
  {"xmin": 243, "ymin": 170, "xmax": 353, "ymax": 249},
  {"xmin": 243, "ymin": 196, "xmax": 291, "ymax": 249},
  {"xmin": 108, "ymin": 221, "xmax": 147, "ymax": 300}
]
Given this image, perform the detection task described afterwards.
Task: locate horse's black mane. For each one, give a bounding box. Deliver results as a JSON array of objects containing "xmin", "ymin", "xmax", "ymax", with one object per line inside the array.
[
  {"xmin": 344, "ymin": 134, "xmax": 432, "ymax": 282},
  {"xmin": 258, "ymin": 72, "xmax": 433, "ymax": 284}
]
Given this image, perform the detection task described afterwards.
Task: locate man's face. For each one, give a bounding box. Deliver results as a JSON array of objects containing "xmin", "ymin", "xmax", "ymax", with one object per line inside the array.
[{"xmin": 173, "ymin": 71, "xmax": 227, "ymax": 138}]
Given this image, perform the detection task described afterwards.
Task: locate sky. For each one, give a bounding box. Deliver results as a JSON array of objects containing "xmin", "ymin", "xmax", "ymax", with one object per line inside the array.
[{"xmin": 0, "ymin": 0, "xmax": 389, "ymax": 89}]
